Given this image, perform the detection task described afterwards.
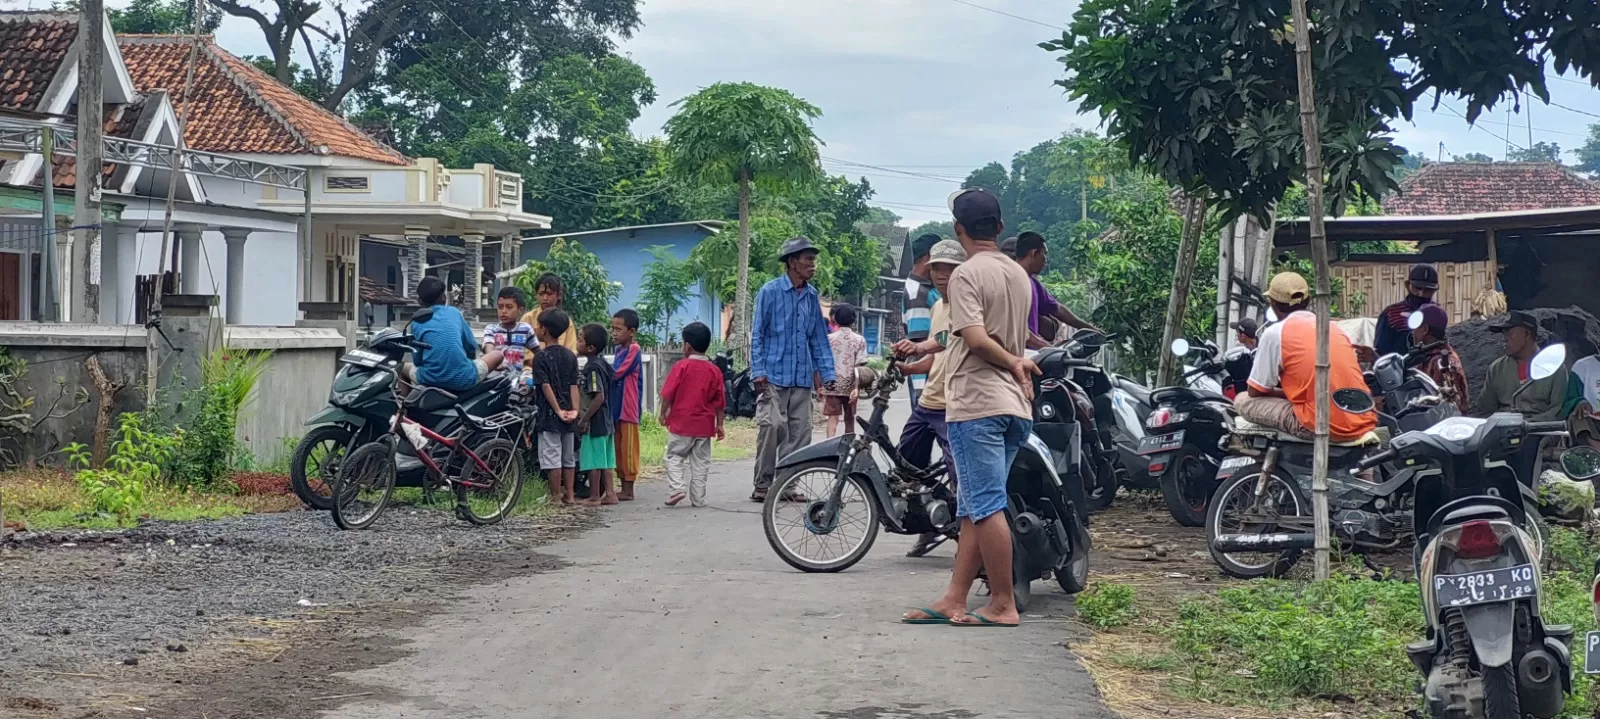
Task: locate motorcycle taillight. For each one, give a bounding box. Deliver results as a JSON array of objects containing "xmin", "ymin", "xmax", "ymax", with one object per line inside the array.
[
  {"xmin": 1455, "ymin": 520, "xmax": 1503, "ymax": 559},
  {"xmin": 1147, "ymin": 408, "xmax": 1173, "ymax": 429}
]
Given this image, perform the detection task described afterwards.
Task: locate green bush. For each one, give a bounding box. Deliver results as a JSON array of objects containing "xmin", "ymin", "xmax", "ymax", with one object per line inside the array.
[
  {"xmin": 64, "ymin": 413, "xmax": 178, "ymax": 522},
  {"xmin": 167, "ymin": 349, "xmax": 271, "ymax": 488},
  {"xmin": 1547, "ymin": 525, "xmax": 1600, "ymax": 575},
  {"xmin": 1077, "ymin": 583, "xmax": 1138, "ymax": 628}
]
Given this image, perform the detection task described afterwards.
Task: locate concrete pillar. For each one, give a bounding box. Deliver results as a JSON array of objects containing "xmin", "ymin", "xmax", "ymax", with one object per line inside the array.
[
  {"xmin": 222, "ymin": 227, "xmax": 250, "ymax": 325},
  {"xmin": 99, "ymin": 223, "xmax": 119, "ymax": 324},
  {"xmin": 464, "ymin": 230, "xmax": 484, "ymax": 309},
  {"xmin": 404, "ymin": 225, "xmax": 429, "ymax": 298},
  {"xmin": 178, "ymin": 225, "xmax": 204, "ymax": 295},
  {"xmin": 54, "ymin": 216, "xmax": 72, "ymax": 321}
]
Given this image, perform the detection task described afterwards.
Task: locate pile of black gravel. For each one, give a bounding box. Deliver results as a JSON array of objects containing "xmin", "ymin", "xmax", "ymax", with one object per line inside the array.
[{"xmin": 1446, "ymin": 306, "xmax": 1600, "ymax": 406}]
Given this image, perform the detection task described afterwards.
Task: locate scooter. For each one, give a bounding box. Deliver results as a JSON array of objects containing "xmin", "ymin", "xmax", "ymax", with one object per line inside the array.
[
  {"xmin": 1357, "ymin": 343, "xmax": 1573, "ymax": 719},
  {"xmin": 1140, "ymin": 338, "xmax": 1239, "ymax": 526},
  {"xmin": 1057, "ymin": 329, "xmax": 1152, "ymax": 508},
  {"xmin": 721, "ymin": 356, "xmax": 758, "ymax": 419}
]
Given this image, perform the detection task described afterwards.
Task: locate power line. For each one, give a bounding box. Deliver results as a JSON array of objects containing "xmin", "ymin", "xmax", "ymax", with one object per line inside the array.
[
  {"xmin": 1425, "ymin": 91, "xmax": 1526, "ymax": 152},
  {"xmin": 1547, "ymin": 100, "xmax": 1600, "ymax": 121},
  {"xmin": 940, "ymin": 0, "xmax": 1067, "ymax": 31}
]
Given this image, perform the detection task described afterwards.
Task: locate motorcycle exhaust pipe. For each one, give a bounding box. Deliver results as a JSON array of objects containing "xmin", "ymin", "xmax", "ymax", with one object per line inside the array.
[
  {"xmin": 1212, "ymin": 532, "xmax": 1315, "ymax": 552},
  {"xmin": 1518, "ymin": 648, "xmax": 1563, "ymax": 719}
]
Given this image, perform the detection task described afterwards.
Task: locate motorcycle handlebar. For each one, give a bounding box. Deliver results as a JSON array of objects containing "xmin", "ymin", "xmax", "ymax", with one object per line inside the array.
[
  {"xmin": 1354, "ymin": 448, "xmax": 1396, "ymax": 471},
  {"xmin": 1526, "ymin": 420, "xmax": 1568, "ymax": 435}
]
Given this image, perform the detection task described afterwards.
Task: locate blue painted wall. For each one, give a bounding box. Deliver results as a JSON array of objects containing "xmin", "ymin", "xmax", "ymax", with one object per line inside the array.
[{"xmin": 521, "ymin": 225, "xmax": 722, "ymax": 341}]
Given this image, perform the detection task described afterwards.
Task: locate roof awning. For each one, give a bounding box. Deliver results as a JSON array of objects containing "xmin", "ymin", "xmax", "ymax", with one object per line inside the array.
[{"xmin": 1275, "ymin": 204, "xmax": 1600, "ymax": 247}]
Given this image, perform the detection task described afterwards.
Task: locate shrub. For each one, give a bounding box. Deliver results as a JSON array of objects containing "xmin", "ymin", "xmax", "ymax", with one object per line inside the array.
[
  {"xmin": 1077, "ymin": 583, "xmax": 1137, "ymax": 628},
  {"xmin": 168, "ymin": 349, "xmax": 271, "ymax": 489},
  {"xmin": 65, "ymin": 413, "xmax": 178, "ymax": 522}
]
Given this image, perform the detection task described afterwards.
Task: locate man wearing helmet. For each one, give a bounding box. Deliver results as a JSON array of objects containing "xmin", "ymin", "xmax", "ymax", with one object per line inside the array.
[{"xmin": 749, "ymin": 236, "xmax": 837, "ymax": 502}]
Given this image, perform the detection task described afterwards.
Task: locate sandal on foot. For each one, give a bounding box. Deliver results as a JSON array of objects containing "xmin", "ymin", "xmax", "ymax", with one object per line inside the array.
[
  {"xmin": 665, "ymin": 492, "xmax": 686, "ymax": 507},
  {"xmin": 950, "ymin": 612, "xmax": 1018, "ymax": 628},
  {"xmin": 906, "ymin": 534, "xmax": 947, "ymax": 558},
  {"xmin": 901, "ymin": 607, "xmax": 954, "ymax": 625}
]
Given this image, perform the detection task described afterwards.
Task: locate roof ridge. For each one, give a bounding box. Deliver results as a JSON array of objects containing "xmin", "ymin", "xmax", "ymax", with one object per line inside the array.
[{"xmin": 196, "ymin": 39, "xmax": 316, "ymax": 154}]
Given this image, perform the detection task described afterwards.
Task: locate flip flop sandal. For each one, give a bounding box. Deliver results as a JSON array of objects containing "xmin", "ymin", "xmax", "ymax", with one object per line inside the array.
[
  {"xmin": 750, "ymin": 491, "xmax": 767, "ymax": 503},
  {"xmin": 900, "ymin": 607, "xmax": 954, "ymax": 625},
  {"xmin": 950, "ymin": 612, "xmax": 1019, "ymax": 628},
  {"xmin": 665, "ymin": 492, "xmax": 686, "ymax": 507},
  {"xmin": 906, "ymin": 535, "xmax": 947, "ymax": 558}
]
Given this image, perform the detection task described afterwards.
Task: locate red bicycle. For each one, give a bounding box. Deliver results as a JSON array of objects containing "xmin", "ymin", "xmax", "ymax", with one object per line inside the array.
[{"xmin": 332, "ymin": 381, "xmax": 527, "ymax": 530}]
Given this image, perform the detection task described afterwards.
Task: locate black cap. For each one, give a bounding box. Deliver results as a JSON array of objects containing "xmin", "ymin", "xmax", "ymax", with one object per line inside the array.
[
  {"xmin": 911, "ymin": 233, "xmax": 941, "ymax": 261},
  {"xmin": 1408, "ymin": 263, "xmax": 1439, "ymax": 289},
  {"xmin": 950, "ymin": 188, "xmax": 1002, "ymax": 232},
  {"xmin": 778, "ymin": 235, "xmax": 819, "ymax": 261},
  {"xmin": 1489, "ymin": 310, "xmax": 1539, "ymax": 333},
  {"xmin": 1230, "ymin": 317, "xmax": 1260, "ymax": 339}
]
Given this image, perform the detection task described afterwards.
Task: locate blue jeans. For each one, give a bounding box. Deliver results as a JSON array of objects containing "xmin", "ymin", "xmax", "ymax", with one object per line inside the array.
[{"xmin": 949, "ymin": 414, "xmax": 1033, "ymax": 522}]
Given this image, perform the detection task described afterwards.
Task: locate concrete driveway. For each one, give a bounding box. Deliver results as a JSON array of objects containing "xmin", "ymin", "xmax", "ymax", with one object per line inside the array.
[{"xmin": 327, "ymin": 395, "xmax": 1112, "ymax": 719}]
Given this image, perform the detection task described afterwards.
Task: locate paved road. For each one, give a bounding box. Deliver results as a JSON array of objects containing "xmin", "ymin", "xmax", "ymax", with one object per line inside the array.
[{"xmin": 328, "ymin": 395, "xmax": 1111, "ymax": 719}]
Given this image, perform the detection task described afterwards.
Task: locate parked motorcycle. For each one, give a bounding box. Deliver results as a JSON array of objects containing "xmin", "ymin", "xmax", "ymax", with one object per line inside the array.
[
  {"xmin": 1367, "ymin": 311, "xmax": 1462, "ymax": 434},
  {"xmin": 290, "ymin": 320, "xmax": 515, "ymax": 509},
  {"xmin": 1057, "ymin": 329, "xmax": 1149, "ymax": 509},
  {"xmin": 762, "ymin": 352, "xmax": 1093, "ymax": 611},
  {"xmin": 1362, "ymin": 345, "xmax": 1573, "ymax": 719},
  {"xmin": 1141, "ymin": 338, "xmax": 1239, "ymax": 526},
  {"xmin": 718, "ymin": 354, "xmax": 758, "ymax": 419}
]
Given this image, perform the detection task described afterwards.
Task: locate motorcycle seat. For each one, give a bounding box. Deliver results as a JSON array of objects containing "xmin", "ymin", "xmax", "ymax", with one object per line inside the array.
[
  {"xmin": 1114, "ymin": 376, "xmax": 1151, "ymax": 405},
  {"xmin": 1233, "ymin": 418, "xmax": 1381, "ymax": 447}
]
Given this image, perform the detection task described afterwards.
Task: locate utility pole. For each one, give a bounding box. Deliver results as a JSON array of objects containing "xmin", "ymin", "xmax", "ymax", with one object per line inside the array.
[
  {"xmin": 1290, "ymin": 0, "xmax": 1333, "ymax": 581},
  {"xmin": 74, "ymin": 0, "xmax": 105, "ymax": 323},
  {"xmin": 148, "ymin": 0, "xmax": 205, "ymax": 405},
  {"xmin": 40, "ymin": 128, "xmax": 59, "ymax": 322}
]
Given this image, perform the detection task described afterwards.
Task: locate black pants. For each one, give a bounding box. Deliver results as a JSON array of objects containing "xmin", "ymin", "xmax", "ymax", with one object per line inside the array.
[{"xmin": 1515, "ymin": 435, "xmax": 1544, "ymax": 489}]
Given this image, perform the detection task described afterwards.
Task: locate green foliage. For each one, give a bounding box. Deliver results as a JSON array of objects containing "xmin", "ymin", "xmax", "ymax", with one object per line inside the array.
[
  {"xmin": 664, "ymin": 82, "xmax": 824, "ymax": 192},
  {"xmin": 1509, "ymin": 141, "xmax": 1564, "ymax": 164},
  {"xmin": 1077, "ymin": 583, "xmax": 1138, "ymax": 628},
  {"xmin": 1270, "ymin": 255, "xmax": 1356, "ymax": 316},
  {"xmin": 1038, "ymin": 271, "xmax": 1093, "ymax": 319},
  {"xmin": 907, "ymin": 220, "xmax": 954, "ymax": 242},
  {"xmin": 513, "ymin": 238, "xmax": 619, "ymax": 328},
  {"xmin": 1546, "ymin": 525, "xmax": 1600, "ymax": 575},
  {"xmin": 637, "ymin": 246, "xmax": 697, "ymax": 342},
  {"xmin": 1576, "ymin": 124, "xmax": 1600, "ymax": 177},
  {"xmin": 1454, "ymin": 152, "xmax": 1496, "ymax": 163},
  {"xmin": 1062, "ymin": 176, "xmax": 1217, "ymax": 375},
  {"xmin": 1172, "ymin": 574, "xmax": 1421, "ymax": 702},
  {"xmin": 96, "ymin": 0, "xmax": 221, "ymax": 34},
  {"xmin": 65, "ymin": 414, "xmax": 178, "ymax": 522},
  {"xmin": 1042, "ymin": 0, "xmax": 1600, "ymax": 221},
  {"xmin": 166, "ymin": 349, "xmax": 270, "ymax": 489}
]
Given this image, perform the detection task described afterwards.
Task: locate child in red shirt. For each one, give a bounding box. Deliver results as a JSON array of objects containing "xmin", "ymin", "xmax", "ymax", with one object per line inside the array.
[{"xmin": 659, "ymin": 321, "xmax": 726, "ymax": 507}]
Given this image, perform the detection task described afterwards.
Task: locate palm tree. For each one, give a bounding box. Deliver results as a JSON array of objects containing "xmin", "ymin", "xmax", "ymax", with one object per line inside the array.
[{"xmin": 664, "ymin": 83, "xmax": 822, "ymax": 364}]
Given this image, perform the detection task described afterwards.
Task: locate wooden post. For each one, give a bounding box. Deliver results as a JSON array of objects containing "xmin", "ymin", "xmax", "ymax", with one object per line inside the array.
[
  {"xmin": 1215, "ymin": 218, "xmax": 1236, "ymax": 348},
  {"xmin": 1156, "ymin": 194, "xmax": 1206, "ymax": 387},
  {"xmin": 74, "ymin": 0, "xmax": 104, "ymax": 322},
  {"xmin": 1290, "ymin": 0, "xmax": 1333, "ymax": 580}
]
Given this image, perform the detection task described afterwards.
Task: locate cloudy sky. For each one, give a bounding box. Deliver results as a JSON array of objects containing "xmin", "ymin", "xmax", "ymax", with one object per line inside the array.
[{"xmin": 39, "ymin": 0, "xmax": 1600, "ymax": 227}]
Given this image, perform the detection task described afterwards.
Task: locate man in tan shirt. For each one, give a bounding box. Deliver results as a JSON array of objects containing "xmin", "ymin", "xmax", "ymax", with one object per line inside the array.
[
  {"xmin": 903, "ymin": 188, "xmax": 1038, "ymax": 628},
  {"xmin": 893, "ymin": 239, "xmax": 966, "ymax": 558}
]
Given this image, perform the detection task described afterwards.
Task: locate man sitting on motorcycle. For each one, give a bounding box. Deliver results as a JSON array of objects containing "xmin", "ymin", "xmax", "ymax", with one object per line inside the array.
[
  {"xmin": 1409, "ymin": 304, "xmax": 1469, "ymax": 415},
  {"xmin": 1238, "ymin": 272, "xmax": 1377, "ymax": 442}
]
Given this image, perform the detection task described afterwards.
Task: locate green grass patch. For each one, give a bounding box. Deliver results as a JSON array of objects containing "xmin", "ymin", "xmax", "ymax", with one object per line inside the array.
[
  {"xmin": 2, "ymin": 469, "xmax": 300, "ymax": 531},
  {"xmin": 637, "ymin": 415, "xmax": 758, "ymax": 468},
  {"xmin": 1077, "ymin": 583, "xmax": 1138, "ymax": 628}
]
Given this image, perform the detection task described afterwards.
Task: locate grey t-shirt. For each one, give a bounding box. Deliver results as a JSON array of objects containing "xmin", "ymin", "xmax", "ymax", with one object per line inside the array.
[{"xmin": 945, "ymin": 250, "xmax": 1033, "ymax": 422}]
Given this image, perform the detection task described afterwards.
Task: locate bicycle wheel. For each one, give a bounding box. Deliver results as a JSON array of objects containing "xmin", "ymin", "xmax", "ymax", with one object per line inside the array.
[
  {"xmin": 454, "ymin": 438, "xmax": 524, "ymax": 525},
  {"xmin": 332, "ymin": 442, "xmax": 397, "ymax": 530}
]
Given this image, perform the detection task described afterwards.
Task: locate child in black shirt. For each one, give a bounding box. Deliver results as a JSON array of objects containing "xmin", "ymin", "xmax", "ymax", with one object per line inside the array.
[
  {"xmin": 531, "ymin": 308, "xmax": 579, "ymax": 505},
  {"xmin": 576, "ymin": 323, "xmax": 617, "ymax": 506}
]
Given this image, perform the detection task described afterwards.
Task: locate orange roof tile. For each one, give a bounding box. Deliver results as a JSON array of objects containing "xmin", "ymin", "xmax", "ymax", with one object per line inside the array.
[
  {"xmin": 47, "ymin": 99, "xmax": 146, "ymax": 188},
  {"xmin": 117, "ymin": 35, "xmax": 408, "ymax": 166},
  {"xmin": 0, "ymin": 12, "xmax": 77, "ymax": 111}
]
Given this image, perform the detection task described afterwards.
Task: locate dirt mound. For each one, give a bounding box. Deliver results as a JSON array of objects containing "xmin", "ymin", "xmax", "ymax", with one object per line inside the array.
[{"xmin": 1446, "ymin": 306, "xmax": 1600, "ymax": 405}]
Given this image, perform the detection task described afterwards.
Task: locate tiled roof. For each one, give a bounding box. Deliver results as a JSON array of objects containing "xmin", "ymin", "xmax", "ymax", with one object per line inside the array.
[
  {"xmin": 1383, "ymin": 162, "xmax": 1600, "ymax": 216},
  {"xmin": 45, "ymin": 99, "xmax": 147, "ymax": 188},
  {"xmin": 117, "ymin": 35, "xmax": 408, "ymax": 165},
  {"xmin": 359, "ymin": 277, "xmax": 408, "ymax": 305},
  {"xmin": 0, "ymin": 12, "xmax": 76, "ymax": 111}
]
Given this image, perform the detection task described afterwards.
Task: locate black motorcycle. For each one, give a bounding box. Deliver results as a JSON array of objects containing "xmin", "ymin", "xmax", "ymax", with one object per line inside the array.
[
  {"xmin": 290, "ymin": 319, "xmax": 514, "ymax": 509},
  {"xmin": 1055, "ymin": 329, "xmax": 1138, "ymax": 509},
  {"xmin": 1140, "ymin": 339, "xmax": 1240, "ymax": 526},
  {"xmin": 716, "ymin": 352, "xmax": 758, "ymax": 419}
]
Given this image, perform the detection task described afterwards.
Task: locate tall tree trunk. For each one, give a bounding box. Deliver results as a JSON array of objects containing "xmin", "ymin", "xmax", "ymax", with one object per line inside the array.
[
  {"xmin": 1156, "ymin": 194, "xmax": 1206, "ymax": 388},
  {"xmin": 1080, "ymin": 181, "xmax": 1088, "ymax": 222},
  {"xmin": 1290, "ymin": 0, "xmax": 1334, "ymax": 581},
  {"xmin": 730, "ymin": 168, "xmax": 753, "ymax": 366},
  {"xmin": 1215, "ymin": 218, "xmax": 1236, "ymax": 348}
]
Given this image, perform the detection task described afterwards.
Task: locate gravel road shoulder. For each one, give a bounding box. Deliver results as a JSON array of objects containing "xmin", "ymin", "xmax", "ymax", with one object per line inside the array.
[{"xmin": 1, "ymin": 506, "xmax": 601, "ymax": 718}]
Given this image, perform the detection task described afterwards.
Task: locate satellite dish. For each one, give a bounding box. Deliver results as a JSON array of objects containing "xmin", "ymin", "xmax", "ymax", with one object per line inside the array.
[
  {"xmin": 1530, "ymin": 343, "xmax": 1567, "ymax": 381},
  {"xmin": 1406, "ymin": 310, "xmax": 1424, "ymax": 330},
  {"xmin": 1170, "ymin": 338, "xmax": 1190, "ymax": 357}
]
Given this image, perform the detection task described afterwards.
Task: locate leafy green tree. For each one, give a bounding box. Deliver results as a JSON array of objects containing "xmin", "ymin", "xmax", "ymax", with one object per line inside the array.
[
  {"xmin": 1452, "ymin": 152, "xmax": 1496, "ymax": 163},
  {"xmin": 512, "ymin": 239, "xmax": 618, "ymax": 327},
  {"xmin": 908, "ymin": 220, "xmax": 954, "ymax": 241},
  {"xmin": 664, "ymin": 82, "xmax": 824, "ymax": 360},
  {"xmin": 1042, "ymin": 0, "xmax": 1600, "ymax": 221},
  {"xmin": 94, "ymin": 0, "xmax": 221, "ymax": 34},
  {"xmin": 1576, "ymin": 124, "xmax": 1600, "ymax": 177},
  {"xmin": 861, "ymin": 206, "xmax": 902, "ymax": 225},
  {"xmin": 635, "ymin": 246, "xmax": 697, "ymax": 344},
  {"xmin": 1507, "ymin": 141, "xmax": 1563, "ymax": 163}
]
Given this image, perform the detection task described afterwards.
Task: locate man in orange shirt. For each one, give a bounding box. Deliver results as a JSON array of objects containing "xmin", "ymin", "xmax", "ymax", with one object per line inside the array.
[{"xmin": 1240, "ymin": 272, "xmax": 1377, "ymax": 442}]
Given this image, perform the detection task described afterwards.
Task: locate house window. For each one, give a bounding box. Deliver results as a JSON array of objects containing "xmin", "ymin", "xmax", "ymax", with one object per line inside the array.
[
  {"xmin": 324, "ymin": 175, "xmax": 371, "ymax": 193},
  {"xmin": 386, "ymin": 265, "xmax": 397, "ymax": 286}
]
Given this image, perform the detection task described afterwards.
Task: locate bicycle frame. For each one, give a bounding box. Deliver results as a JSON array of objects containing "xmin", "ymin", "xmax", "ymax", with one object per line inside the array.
[{"xmin": 388, "ymin": 384, "xmax": 522, "ymax": 492}]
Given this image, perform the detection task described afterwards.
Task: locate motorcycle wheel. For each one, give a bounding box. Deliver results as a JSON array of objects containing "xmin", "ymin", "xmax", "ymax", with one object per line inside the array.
[
  {"xmin": 290, "ymin": 425, "xmax": 352, "ymax": 511},
  {"xmin": 1011, "ymin": 532, "xmax": 1033, "ymax": 612},
  {"xmin": 1206, "ymin": 463, "xmax": 1307, "ymax": 579},
  {"xmin": 1482, "ymin": 664, "xmax": 1521, "ymax": 719},
  {"xmin": 1085, "ymin": 446, "xmax": 1118, "ymax": 511},
  {"xmin": 762, "ymin": 460, "xmax": 881, "ymax": 572},
  {"xmin": 1159, "ymin": 445, "xmax": 1215, "ymax": 527},
  {"xmin": 1056, "ymin": 519, "xmax": 1092, "ymax": 595}
]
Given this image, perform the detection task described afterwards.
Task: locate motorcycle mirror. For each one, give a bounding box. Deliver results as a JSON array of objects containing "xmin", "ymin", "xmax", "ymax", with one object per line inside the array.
[
  {"xmin": 1560, "ymin": 446, "xmax": 1600, "ymax": 480},
  {"xmin": 1332, "ymin": 388, "xmax": 1376, "ymax": 414},
  {"xmin": 902, "ymin": 277, "xmax": 920, "ymax": 297},
  {"xmin": 1170, "ymin": 338, "xmax": 1190, "ymax": 357},
  {"xmin": 1529, "ymin": 343, "xmax": 1567, "ymax": 381},
  {"xmin": 1406, "ymin": 310, "xmax": 1424, "ymax": 331}
]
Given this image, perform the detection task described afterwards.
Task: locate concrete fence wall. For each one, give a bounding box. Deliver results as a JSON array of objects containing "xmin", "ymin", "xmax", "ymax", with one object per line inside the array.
[{"xmin": 0, "ymin": 323, "xmax": 345, "ymax": 468}]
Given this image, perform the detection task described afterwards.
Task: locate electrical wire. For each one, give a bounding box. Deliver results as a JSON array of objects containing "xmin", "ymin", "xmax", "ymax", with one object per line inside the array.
[{"xmin": 940, "ymin": 0, "xmax": 1067, "ymax": 31}]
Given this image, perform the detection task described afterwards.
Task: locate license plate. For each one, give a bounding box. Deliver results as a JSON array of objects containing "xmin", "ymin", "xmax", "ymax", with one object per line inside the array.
[
  {"xmin": 1216, "ymin": 455, "xmax": 1253, "ymax": 479},
  {"xmin": 1585, "ymin": 631, "xmax": 1600, "ymax": 674},
  {"xmin": 1433, "ymin": 564, "xmax": 1538, "ymax": 608},
  {"xmin": 1137, "ymin": 431, "xmax": 1184, "ymax": 455}
]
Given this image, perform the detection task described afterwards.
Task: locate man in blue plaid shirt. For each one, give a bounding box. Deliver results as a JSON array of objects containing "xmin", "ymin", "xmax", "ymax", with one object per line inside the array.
[{"xmin": 749, "ymin": 236, "xmax": 837, "ymax": 502}]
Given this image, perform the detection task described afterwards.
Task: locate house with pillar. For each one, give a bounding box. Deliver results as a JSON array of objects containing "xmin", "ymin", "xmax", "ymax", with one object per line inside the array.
[{"xmin": 0, "ymin": 11, "xmax": 549, "ymax": 327}]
